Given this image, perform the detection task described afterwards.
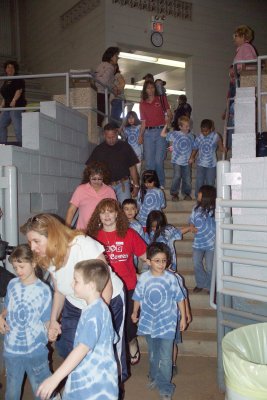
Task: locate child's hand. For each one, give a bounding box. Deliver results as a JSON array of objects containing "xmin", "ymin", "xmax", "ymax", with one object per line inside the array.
[
  {"xmin": 48, "ymin": 320, "xmax": 61, "ymax": 342},
  {"xmin": 131, "ymin": 312, "xmax": 139, "ymax": 324},
  {"xmin": 168, "ymin": 145, "xmax": 173, "ymax": 152},
  {"xmin": 179, "ymin": 315, "xmax": 187, "ymax": 332},
  {"xmin": 190, "ymin": 225, "xmax": 197, "ymax": 234},
  {"xmin": 186, "ymin": 310, "xmax": 192, "ymax": 324},
  {"xmin": 0, "ymin": 310, "xmax": 9, "ymax": 334},
  {"xmin": 36, "ymin": 376, "xmax": 59, "ymax": 400},
  {"xmin": 188, "ymin": 157, "xmax": 194, "ymax": 164},
  {"xmin": 138, "ymin": 134, "xmax": 144, "ymax": 145}
]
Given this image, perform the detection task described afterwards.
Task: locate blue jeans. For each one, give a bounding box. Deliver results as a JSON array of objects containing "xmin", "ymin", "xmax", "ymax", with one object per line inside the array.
[
  {"xmin": 193, "ymin": 248, "xmax": 214, "ymax": 289},
  {"xmin": 0, "ymin": 110, "xmax": 23, "ymax": 144},
  {"xmin": 4, "ymin": 353, "xmax": 51, "ymax": 400},
  {"xmin": 112, "ymin": 179, "xmax": 131, "ymax": 204},
  {"xmin": 146, "ymin": 336, "xmax": 175, "ymax": 397},
  {"xmin": 170, "ymin": 164, "xmax": 191, "ymax": 196},
  {"xmin": 110, "ymin": 98, "xmax": 123, "ymax": 124},
  {"xmin": 195, "ymin": 165, "xmax": 216, "ymax": 197},
  {"xmin": 144, "ymin": 128, "xmax": 167, "ymax": 187}
]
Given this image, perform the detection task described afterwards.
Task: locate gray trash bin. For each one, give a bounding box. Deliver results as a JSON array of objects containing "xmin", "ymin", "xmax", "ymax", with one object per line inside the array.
[{"xmin": 222, "ymin": 323, "xmax": 267, "ymax": 400}]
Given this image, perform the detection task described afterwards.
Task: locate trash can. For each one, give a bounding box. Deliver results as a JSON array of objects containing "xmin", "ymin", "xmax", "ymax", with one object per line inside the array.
[{"xmin": 222, "ymin": 323, "xmax": 267, "ymax": 400}]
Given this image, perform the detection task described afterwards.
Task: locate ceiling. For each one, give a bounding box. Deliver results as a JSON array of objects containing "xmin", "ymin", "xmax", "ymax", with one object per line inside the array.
[{"xmin": 118, "ymin": 51, "xmax": 186, "ymax": 105}]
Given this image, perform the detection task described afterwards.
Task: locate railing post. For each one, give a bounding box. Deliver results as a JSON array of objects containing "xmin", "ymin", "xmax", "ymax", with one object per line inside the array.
[
  {"xmin": 104, "ymin": 87, "xmax": 109, "ymax": 125},
  {"xmin": 4, "ymin": 166, "xmax": 18, "ymax": 247},
  {"xmin": 66, "ymin": 72, "xmax": 70, "ymax": 107}
]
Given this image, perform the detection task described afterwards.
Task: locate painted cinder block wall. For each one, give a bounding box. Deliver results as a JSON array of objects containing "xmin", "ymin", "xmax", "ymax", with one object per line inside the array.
[
  {"xmin": 0, "ymin": 101, "xmax": 89, "ymax": 242},
  {"xmin": 19, "ymin": 0, "xmax": 267, "ymax": 134}
]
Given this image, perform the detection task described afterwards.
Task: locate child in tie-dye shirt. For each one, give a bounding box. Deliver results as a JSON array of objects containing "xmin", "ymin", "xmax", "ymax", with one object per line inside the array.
[
  {"xmin": 37, "ymin": 259, "xmax": 118, "ymax": 400},
  {"xmin": 0, "ymin": 244, "xmax": 53, "ymax": 400},
  {"xmin": 189, "ymin": 119, "xmax": 225, "ymax": 198},
  {"xmin": 132, "ymin": 243, "xmax": 186, "ymax": 400}
]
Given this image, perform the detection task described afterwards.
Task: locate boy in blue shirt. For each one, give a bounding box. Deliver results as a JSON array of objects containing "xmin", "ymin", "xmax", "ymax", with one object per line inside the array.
[
  {"xmin": 161, "ymin": 116, "xmax": 194, "ymax": 201},
  {"xmin": 0, "ymin": 244, "xmax": 54, "ymax": 400},
  {"xmin": 37, "ymin": 259, "xmax": 118, "ymax": 400},
  {"xmin": 132, "ymin": 242, "xmax": 186, "ymax": 400},
  {"xmin": 189, "ymin": 119, "xmax": 225, "ymax": 198}
]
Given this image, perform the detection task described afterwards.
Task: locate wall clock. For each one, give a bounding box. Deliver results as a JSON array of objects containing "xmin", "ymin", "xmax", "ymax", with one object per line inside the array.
[{"xmin": 151, "ymin": 31, "xmax": 163, "ymax": 47}]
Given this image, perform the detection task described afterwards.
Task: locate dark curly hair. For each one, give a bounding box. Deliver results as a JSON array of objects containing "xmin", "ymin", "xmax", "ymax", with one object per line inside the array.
[
  {"xmin": 87, "ymin": 199, "xmax": 129, "ymax": 238},
  {"xmin": 3, "ymin": 60, "xmax": 19, "ymax": 74},
  {"xmin": 102, "ymin": 47, "xmax": 120, "ymax": 62},
  {"xmin": 82, "ymin": 161, "xmax": 110, "ymax": 185}
]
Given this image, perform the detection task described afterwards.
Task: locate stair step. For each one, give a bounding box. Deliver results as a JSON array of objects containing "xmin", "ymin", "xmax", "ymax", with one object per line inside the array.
[
  {"xmin": 187, "ymin": 289, "xmax": 211, "ymax": 308},
  {"xmin": 175, "ymin": 238, "xmax": 193, "ymax": 253},
  {"xmin": 165, "ymin": 198, "xmax": 195, "ymax": 210},
  {"xmin": 166, "ymin": 211, "xmax": 191, "ymax": 225},
  {"xmin": 138, "ymin": 330, "xmax": 217, "ymax": 357},
  {"xmin": 176, "ymin": 252, "xmax": 194, "ymax": 269},
  {"xmin": 179, "ymin": 330, "xmax": 217, "ymax": 357},
  {"xmin": 178, "ymin": 269, "xmax": 195, "ymax": 287},
  {"xmin": 190, "ymin": 308, "xmax": 217, "ymax": 331}
]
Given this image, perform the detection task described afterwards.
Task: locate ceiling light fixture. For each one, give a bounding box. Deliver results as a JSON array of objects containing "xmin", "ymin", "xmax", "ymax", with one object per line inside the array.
[
  {"xmin": 125, "ymin": 84, "xmax": 185, "ymax": 95},
  {"xmin": 120, "ymin": 52, "xmax": 185, "ymax": 68}
]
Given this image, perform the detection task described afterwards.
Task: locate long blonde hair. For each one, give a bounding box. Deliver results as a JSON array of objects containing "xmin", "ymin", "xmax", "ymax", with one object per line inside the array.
[{"xmin": 20, "ymin": 213, "xmax": 84, "ymax": 270}]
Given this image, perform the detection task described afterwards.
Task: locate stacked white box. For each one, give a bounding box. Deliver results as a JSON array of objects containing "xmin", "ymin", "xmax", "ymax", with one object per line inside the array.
[{"xmin": 232, "ymin": 87, "xmax": 256, "ymax": 159}]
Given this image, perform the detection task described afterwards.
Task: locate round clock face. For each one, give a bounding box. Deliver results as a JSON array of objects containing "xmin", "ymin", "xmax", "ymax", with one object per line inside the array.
[{"xmin": 151, "ymin": 31, "xmax": 163, "ymax": 47}]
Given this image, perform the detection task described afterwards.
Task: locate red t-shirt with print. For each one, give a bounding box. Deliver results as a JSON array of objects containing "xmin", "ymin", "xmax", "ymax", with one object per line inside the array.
[
  {"xmin": 140, "ymin": 95, "xmax": 170, "ymax": 127},
  {"xmin": 97, "ymin": 228, "xmax": 147, "ymax": 290}
]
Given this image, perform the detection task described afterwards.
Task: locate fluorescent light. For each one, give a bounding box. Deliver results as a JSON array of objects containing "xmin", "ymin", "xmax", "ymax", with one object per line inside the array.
[
  {"xmin": 120, "ymin": 52, "xmax": 185, "ymax": 68},
  {"xmin": 157, "ymin": 58, "xmax": 185, "ymax": 68},
  {"xmin": 120, "ymin": 52, "xmax": 157, "ymax": 63},
  {"xmin": 125, "ymin": 84, "xmax": 185, "ymax": 95}
]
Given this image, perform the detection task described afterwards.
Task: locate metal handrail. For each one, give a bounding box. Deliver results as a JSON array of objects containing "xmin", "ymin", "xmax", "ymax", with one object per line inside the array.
[{"xmin": 0, "ymin": 70, "xmax": 128, "ymax": 125}]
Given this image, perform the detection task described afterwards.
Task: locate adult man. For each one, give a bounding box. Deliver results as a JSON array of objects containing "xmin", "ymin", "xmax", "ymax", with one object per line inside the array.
[{"xmin": 86, "ymin": 123, "xmax": 140, "ymax": 203}]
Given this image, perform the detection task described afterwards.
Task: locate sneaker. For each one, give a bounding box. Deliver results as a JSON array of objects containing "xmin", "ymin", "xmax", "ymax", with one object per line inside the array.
[
  {"xmin": 160, "ymin": 395, "xmax": 172, "ymax": 400},
  {"xmin": 171, "ymin": 194, "xmax": 179, "ymax": 202},
  {"xmin": 172, "ymin": 364, "xmax": 178, "ymax": 376},
  {"xmin": 184, "ymin": 194, "xmax": 192, "ymax": 200},
  {"xmin": 193, "ymin": 286, "xmax": 203, "ymax": 293}
]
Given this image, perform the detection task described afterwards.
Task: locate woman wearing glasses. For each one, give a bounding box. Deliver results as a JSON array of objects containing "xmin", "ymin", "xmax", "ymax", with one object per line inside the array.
[{"xmin": 65, "ymin": 161, "xmax": 116, "ymax": 230}]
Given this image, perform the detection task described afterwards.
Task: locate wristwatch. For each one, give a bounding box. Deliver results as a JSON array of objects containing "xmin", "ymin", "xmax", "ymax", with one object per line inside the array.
[{"xmin": 133, "ymin": 184, "xmax": 140, "ymax": 188}]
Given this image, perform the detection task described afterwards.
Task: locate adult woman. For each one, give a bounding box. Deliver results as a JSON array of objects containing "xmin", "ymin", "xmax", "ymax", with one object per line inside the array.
[
  {"xmin": 87, "ymin": 198, "xmax": 147, "ymax": 365},
  {"xmin": 20, "ymin": 214, "xmax": 127, "ymax": 381},
  {"xmin": 0, "ymin": 60, "xmax": 26, "ymax": 145},
  {"xmin": 139, "ymin": 80, "xmax": 172, "ymax": 188},
  {"xmin": 110, "ymin": 63, "xmax": 125, "ymax": 124},
  {"xmin": 95, "ymin": 47, "xmax": 120, "ymax": 127},
  {"xmin": 65, "ymin": 161, "xmax": 116, "ymax": 230},
  {"xmin": 225, "ymin": 25, "xmax": 257, "ymax": 150}
]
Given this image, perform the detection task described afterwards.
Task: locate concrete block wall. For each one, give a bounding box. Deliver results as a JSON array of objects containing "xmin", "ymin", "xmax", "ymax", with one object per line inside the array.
[
  {"xmin": 230, "ymin": 157, "xmax": 267, "ymax": 283},
  {"xmin": 0, "ymin": 101, "xmax": 89, "ymax": 242}
]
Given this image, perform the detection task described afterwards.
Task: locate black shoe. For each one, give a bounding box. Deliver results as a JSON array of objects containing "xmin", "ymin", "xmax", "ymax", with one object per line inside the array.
[
  {"xmin": 171, "ymin": 194, "xmax": 179, "ymax": 202},
  {"xmin": 184, "ymin": 194, "xmax": 192, "ymax": 200},
  {"xmin": 193, "ymin": 286, "xmax": 203, "ymax": 293}
]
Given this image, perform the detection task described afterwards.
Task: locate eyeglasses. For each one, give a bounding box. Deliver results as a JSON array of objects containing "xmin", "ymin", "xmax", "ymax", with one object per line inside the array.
[{"xmin": 90, "ymin": 178, "xmax": 103, "ymax": 181}]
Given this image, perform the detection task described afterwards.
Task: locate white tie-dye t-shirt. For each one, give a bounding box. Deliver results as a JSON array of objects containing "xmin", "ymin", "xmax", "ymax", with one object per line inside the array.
[{"xmin": 63, "ymin": 298, "xmax": 118, "ymax": 400}]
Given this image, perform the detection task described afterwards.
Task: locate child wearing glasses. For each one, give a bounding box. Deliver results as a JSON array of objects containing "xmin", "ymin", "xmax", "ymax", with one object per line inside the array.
[{"xmin": 131, "ymin": 242, "xmax": 186, "ymax": 400}]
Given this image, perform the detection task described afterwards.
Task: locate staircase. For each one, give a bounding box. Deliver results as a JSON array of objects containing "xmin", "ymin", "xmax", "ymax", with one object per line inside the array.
[{"xmin": 139, "ymin": 156, "xmax": 217, "ymax": 357}]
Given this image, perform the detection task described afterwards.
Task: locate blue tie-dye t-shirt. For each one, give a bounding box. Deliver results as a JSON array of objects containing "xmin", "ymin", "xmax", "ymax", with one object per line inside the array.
[
  {"xmin": 123, "ymin": 125, "xmax": 143, "ymax": 161},
  {"xmin": 63, "ymin": 298, "xmax": 118, "ymax": 400},
  {"xmin": 166, "ymin": 131, "xmax": 194, "ymax": 166},
  {"xmin": 193, "ymin": 131, "xmax": 219, "ymax": 168},
  {"xmin": 129, "ymin": 219, "xmax": 146, "ymax": 241},
  {"xmin": 189, "ymin": 207, "xmax": 215, "ymax": 250},
  {"xmin": 132, "ymin": 270, "xmax": 185, "ymax": 339},
  {"xmin": 145, "ymin": 225, "xmax": 182, "ymax": 271},
  {"xmin": 137, "ymin": 188, "xmax": 166, "ymax": 227},
  {"xmin": 4, "ymin": 278, "xmax": 52, "ymax": 356}
]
